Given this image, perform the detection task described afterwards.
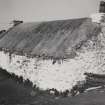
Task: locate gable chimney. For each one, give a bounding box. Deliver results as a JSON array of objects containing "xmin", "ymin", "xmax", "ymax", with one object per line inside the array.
[
  {"xmin": 12, "ymin": 20, "xmax": 23, "ymax": 27},
  {"xmin": 99, "ymin": 1, "xmax": 105, "ymax": 13}
]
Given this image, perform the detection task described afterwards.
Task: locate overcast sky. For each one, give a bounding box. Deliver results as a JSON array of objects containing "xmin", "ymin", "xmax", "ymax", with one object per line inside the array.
[{"xmin": 0, "ymin": 0, "xmax": 102, "ymax": 30}]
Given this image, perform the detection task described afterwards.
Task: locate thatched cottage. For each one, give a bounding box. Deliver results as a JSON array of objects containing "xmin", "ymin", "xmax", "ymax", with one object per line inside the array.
[{"xmin": 0, "ymin": 2, "xmax": 105, "ymax": 93}]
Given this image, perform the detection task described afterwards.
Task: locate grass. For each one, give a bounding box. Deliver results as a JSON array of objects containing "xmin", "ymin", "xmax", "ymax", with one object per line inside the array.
[{"xmin": 0, "ymin": 68, "xmax": 105, "ymax": 105}]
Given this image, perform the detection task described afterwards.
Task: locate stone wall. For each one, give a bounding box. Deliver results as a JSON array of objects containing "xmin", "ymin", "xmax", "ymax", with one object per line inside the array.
[{"xmin": 0, "ymin": 35, "xmax": 104, "ymax": 92}]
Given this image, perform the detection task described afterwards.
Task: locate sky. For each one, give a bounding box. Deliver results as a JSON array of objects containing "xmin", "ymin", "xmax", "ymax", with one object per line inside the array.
[{"xmin": 0, "ymin": 0, "xmax": 102, "ymax": 30}]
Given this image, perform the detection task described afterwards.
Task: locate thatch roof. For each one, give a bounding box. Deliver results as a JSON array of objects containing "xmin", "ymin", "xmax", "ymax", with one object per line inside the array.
[{"xmin": 0, "ymin": 18, "xmax": 101, "ymax": 59}]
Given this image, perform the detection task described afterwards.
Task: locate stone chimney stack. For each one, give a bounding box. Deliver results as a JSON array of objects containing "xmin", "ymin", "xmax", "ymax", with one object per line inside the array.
[
  {"xmin": 12, "ymin": 20, "xmax": 23, "ymax": 27},
  {"xmin": 99, "ymin": 1, "xmax": 105, "ymax": 13},
  {"xmin": 90, "ymin": 1, "xmax": 105, "ymax": 23}
]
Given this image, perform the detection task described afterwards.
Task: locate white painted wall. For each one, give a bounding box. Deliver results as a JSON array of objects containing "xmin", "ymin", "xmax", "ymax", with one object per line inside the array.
[{"xmin": 0, "ymin": 38, "xmax": 104, "ymax": 92}]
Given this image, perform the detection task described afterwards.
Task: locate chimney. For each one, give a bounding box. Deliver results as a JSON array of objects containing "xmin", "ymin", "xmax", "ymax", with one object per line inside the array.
[
  {"xmin": 99, "ymin": 1, "xmax": 105, "ymax": 13},
  {"xmin": 0, "ymin": 30, "xmax": 6, "ymax": 34},
  {"xmin": 90, "ymin": 1, "xmax": 105, "ymax": 23},
  {"xmin": 12, "ymin": 20, "xmax": 23, "ymax": 27}
]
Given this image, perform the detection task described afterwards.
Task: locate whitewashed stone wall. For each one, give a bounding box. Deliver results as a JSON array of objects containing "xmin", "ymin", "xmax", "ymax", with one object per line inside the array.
[{"xmin": 0, "ymin": 42, "xmax": 104, "ymax": 92}]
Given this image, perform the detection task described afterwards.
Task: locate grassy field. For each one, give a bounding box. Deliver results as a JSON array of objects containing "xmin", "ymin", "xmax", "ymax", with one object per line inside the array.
[{"xmin": 0, "ymin": 69, "xmax": 105, "ymax": 105}]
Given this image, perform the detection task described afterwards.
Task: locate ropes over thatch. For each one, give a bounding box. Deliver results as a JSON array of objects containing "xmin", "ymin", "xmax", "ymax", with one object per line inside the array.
[{"xmin": 0, "ymin": 18, "xmax": 101, "ymax": 59}]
